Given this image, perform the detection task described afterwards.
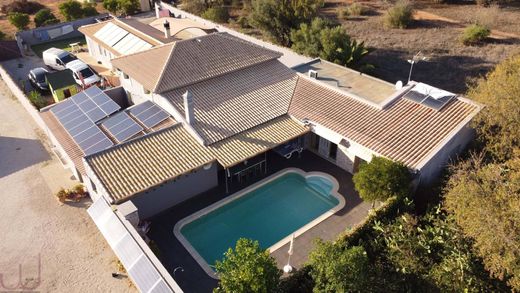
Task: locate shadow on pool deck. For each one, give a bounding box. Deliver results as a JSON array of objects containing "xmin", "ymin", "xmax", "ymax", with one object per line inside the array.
[{"xmin": 148, "ymin": 150, "xmax": 372, "ymax": 293}]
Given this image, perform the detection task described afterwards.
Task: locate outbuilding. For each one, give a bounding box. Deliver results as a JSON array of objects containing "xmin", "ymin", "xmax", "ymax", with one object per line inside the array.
[{"xmin": 46, "ymin": 69, "xmax": 79, "ymax": 102}]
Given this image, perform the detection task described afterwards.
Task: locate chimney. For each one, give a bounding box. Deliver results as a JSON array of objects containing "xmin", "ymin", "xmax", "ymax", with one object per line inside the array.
[
  {"xmin": 183, "ymin": 90, "xmax": 195, "ymax": 125},
  {"xmin": 163, "ymin": 20, "xmax": 170, "ymax": 38},
  {"xmin": 155, "ymin": 3, "xmax": 160, "ymax": 19}
]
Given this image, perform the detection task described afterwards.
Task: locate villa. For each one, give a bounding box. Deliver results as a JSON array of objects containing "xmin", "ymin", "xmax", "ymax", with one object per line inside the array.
[{"xmin": 38, "ymin": 11, "xmax": 481, "ymax": 293}]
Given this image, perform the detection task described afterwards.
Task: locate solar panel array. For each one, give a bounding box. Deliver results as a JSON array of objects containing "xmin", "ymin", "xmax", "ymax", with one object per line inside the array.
[
  {"xmin": 94, "ymin": 22, "xmax": 153, "ymax": 55},
  {"xmin": 128, "ymin": 101, "xmax": 170, "ymax": 129},
  {"xmin": 51, "ymin": 86, "xmax": 121, "ymax": 155},
  {"xmin": 101, "ymin": 112, "xmax": 144, "ymax": 142},
  {"xmin": 403, "ymin": 83, "xmax": 456, "ymax": 111}
]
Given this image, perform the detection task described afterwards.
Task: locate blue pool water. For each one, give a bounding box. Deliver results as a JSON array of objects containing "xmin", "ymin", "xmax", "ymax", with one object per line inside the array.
[{"xmin": 180, "ymin": 172, "xmax": 339, "ymax": 268}]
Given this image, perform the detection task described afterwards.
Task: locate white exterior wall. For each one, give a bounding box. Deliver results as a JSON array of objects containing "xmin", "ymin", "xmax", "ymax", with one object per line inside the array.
[
  {"xmin": 418, "ymin": 124, "xmax": 474, "ymax": 186},
  {"xmin": 44, "ymin": 123, "xmax": 82, "ymax": 181},
  {"xmin": 86, "ymin": 36, "xmax": 115, "ymax": 68}
]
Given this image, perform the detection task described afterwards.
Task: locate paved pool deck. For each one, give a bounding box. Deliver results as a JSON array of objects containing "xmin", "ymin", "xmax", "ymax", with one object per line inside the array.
[{"xmin": 148, "ymin": 150, "xmax": 372, "ymax": 293}]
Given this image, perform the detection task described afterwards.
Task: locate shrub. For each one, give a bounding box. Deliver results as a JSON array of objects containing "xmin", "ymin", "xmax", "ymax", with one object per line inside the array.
[
  {"xmin": 236, "ymin": 15, "xmax": 250, "ymax": 28},
  {"xmin": 384, "ymin": 0, "xmax": 413, "ymax": 29},
  {"xmin": 353, "ymin": 156, "xmax": 411, "ymax": 206},
  {"xmin": 0, "ymin": 30, "xmax": 5, "ymax": 40},
  {"xmin": 34, "ymin": 9, "xmax": 58, "ymax": 27},
  {"xmin": 201, "ymin": 6, "xmax": 230, "ymax": 23},
  {"xmin": 461, "ymin": 24, "xmax": 490, "ymax": 45},
  {"xmin": 55, "ymin": 188, "xmax": 67, "ymax": 203},
  {"xmin": 1, "ymin": 0, "xmax": 45, "ymax": 15},
  {"xmin": 181, "ymin": 0, "xmax": 206, "ymax": 15},
  {"xmin": 348, "ymin": 2, "xmax": 367, "ymax": 16},
  {"xmin": 82, "ymin": 3, "xmax": 98, "ymax": 17},
  {"xmin": 476, "ymin": 0, "xmax": 490, "ymax": 6},
  {"xmin": 8, "ymin": 12, "xmax": 30, "ymax": 31},
  {"xmin": 59, "ymin": 0, "xmax": 84, "ymax": 21},
  {"xmin": 103, "ymin": 0, "xmax": 119, "ymax": 14},
  {"xmin": 28, "ymin": 90, "xmax": 47, "ymax": 109},
  {"xmin": 215, "ymin": 238, "xmax": 281, "ymax": 293},
  {"xmin": 117, "ymin": 0, "xmax": 140, "ymax": 16}
]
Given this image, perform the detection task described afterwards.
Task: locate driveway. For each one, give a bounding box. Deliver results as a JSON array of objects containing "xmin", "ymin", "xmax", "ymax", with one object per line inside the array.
[{"xmin": 0, "ymin": 80, "xmax": 135, "ymax": 292}]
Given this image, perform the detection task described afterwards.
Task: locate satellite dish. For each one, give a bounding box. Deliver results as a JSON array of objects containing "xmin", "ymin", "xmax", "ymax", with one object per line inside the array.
[{"xmin": 395, "ymin": 80, "xmax": 403, "ymax": 90}]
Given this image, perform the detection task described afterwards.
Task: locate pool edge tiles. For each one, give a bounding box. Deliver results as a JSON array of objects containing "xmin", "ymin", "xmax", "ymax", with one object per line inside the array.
[{"xmin": 173, "ymin": 168, "xmax": 346, "ymax": 279}]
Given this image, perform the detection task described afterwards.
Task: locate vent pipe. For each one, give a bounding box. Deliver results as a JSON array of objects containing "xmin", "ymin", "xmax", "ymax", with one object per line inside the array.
[
  {"xmin": 183, "ymin": 90, "xmax": 195, "ymax": 125},
  {"xmin": 155, "ymin": 3, "xmax": 160, "ymax": 19},
  {"xmin": 163, "ymin": 20, "xmax": 170, "ymax": 39}
]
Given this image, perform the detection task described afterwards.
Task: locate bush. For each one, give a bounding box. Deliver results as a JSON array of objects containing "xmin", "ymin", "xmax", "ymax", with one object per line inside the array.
[
  {"xmin": 117, "ymin": 0, "xmax": 140, "ymax": 16},
  {"xmin": 201, "ymin": 6, "xmax": 230, "ymax": 23},
  {"xmin": 237, "ymin": 15, "xmax": 250, "ymax": 28},
  {"xmin": 0, "ymin": 31, "xmax": 5, "ymax": 40},
  {"xmin": 34, "ymin": 9, "xmax": 59, "ymax": 27},
  {"xmin": 215, "ymin": 238, "xmax": 281, "ymax": 293},
  {"xmin": 28, "ymin": 90, "xmax": 47, "ymax": 109},
  {"xmin": 59, "ymin": 0, "xmax": 84, "ymax": 21},
  {"xmin": 181, "ymin": 0, "xmax": 206, "ymax": 15},
  {"xmin": 82, "ymin": 3, "xmax": 98, "ymax": 17},
  {"xmin": 461, "ymin": 24, "xmax": 490, "ymax": 45},
  {"xmin": 103, "ymin": 0, "xmax": 119, "ymax": 14},
  {"xmin": 384, "ymin": 0, "xmax": 413, "ymax": 29},
  {"xmin": 8, "ymin": 12, "xmax": 30, "ymax": 31},
  {"xmin": 1, "ymin": 0, "xmax": 45, "ymax": 15},
  {"xmin": 348, "ymin": 2, "xmax": 367, "ymax": 16}
]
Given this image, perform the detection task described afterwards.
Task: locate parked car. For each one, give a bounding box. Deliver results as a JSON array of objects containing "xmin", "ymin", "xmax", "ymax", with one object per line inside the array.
[
  {"xmin": 65, "ymin": 60, "xmax": 101, "ymax": 88},
  {"xmin": 27, "ymin": 67, "xmax": 49, "ymax": 91},
  {"xmin": 42, "ymin": 48, "xmax": 77, "ymax": 71}
]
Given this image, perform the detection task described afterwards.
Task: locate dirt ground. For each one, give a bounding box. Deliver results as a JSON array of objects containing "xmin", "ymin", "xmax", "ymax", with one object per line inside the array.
[
  {"xmin": 0, "ymin": 0, "xmax": 105, "ymax": 39},
  {"xmin": 319, "ymin": 0, "xmax": 520, "ymax": 93},
  {"xmin": 0, "ymin": 79, "xmax": 135, "ymax": 292}
]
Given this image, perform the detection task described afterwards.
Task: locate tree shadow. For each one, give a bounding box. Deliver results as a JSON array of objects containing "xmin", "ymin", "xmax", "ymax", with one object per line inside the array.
[
  {"xmin": 0, "ymin": 136, "xmax": 50, "ymax": 178},
  {"xmin": 362, "ymin": 48, "xmax": 492, "ymax": 93}
]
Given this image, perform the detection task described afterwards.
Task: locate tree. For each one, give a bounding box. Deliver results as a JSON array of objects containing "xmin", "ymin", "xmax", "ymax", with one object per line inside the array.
[
  {"xmin": 353, "ymin": 156, "xmax": 411, "ymax": 205},
  {"xmin": 373, "ymin": 205, "xmax": 507, "ymax": 292},
  {"xmin": 118, "ymin": 0, "xmax": 140, "ymax": 16},
  {"xmin": 214, "ymin": 238, "xmax": 281, "ymax": 293},
  {"xmin": 290, "ymin": 18, "xmax": 368, "ymax": 67},
  {"xmin": 82, "ymin": 2, "xmax": 98, "ymax": 17},
  {"xmin": 444, "ymin": 155, "xmax": 520, "ymax": 290},
  {"xmin": 467, "ymin": 54, "xmax": 520, "ymax": 162},
  {"xmin": 308, "ymin": 241, "xmax": 369, "ymax": 292},
  {"xmin": 249, "ymin": 0, "xmax": 323, "ymax": 46},
  {"xmin": 8, "ymin": 12, "xmax": 29, "ymax": 31},
  {"xmin": 34, "ymin": 9, "xmax": 59, "ymax": 27},
  {"xmin": 103, "ymin": 0, "xmax": 119, "ymax": 14},
  {"xmin": 59, "ymin": 0, "xmax": 84, "ymax": 21},
  {"xmin": 201, "ymin": 6, "xmax": 230, "ymax": 23}
]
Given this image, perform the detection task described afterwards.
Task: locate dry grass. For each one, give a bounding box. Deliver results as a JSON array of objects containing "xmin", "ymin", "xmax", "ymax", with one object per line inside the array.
[
  {"xmin": 318, "ymin": 0, "xmax": 520, "ymax": 93},
  {"xmin": 0, "ymin": 0, "xmax": 105, "ymax": 39}
]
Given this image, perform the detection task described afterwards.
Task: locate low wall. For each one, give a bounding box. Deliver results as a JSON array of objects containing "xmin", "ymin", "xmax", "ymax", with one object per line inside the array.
[{"xmin": 0, "ymin": 65, "xmax": 46, "ymax": 130}]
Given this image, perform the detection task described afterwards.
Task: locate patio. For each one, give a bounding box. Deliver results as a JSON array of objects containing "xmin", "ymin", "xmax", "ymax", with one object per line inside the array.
[{"xmin": 148, "ymin": 150, "xmax": 372, "ymax": 292}]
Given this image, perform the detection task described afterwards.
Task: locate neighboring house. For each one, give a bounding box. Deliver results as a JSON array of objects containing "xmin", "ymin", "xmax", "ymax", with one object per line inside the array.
[
  {"xmin": 46, "ymin": 69, "xmax": 79, "ymax": 102},
  {"xmin": 78, "ymin": 16, "xmax": 215, "ymax": 69}
]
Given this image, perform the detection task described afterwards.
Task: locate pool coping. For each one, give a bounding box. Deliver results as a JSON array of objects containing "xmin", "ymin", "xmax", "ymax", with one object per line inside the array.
[{"xmin": 173, "ymin": 167, "xmax": 346, "ymax": 279}]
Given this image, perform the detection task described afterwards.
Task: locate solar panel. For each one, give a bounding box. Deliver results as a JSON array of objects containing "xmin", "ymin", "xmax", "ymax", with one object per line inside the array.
[
  {"xmin": 112, "ymin": 33, "xmax": 153, "ymax": 55},
  {"xmin": 403, "ymin": 83, "xmax": 456, "ymax": 111},
  {"xmin": 101, "ymin": 112, "xmax": 144, "ymax": 142},
  {"xmin": 94, "ymin": 22, "xmax": 129, "ymax": 47},
  {"xmin": 128, "ymin": 101, "xmax": 170, "ymax": 129},
  {"xmin": 403, "ymin": 90, "xmax": 428, "ymax": 103},
  {"xmin": 50, "ymin": 86, "xmax": 117, "ymax": 155}
]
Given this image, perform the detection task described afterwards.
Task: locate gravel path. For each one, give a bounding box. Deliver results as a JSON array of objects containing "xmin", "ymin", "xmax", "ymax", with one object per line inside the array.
[{"xmin": 0, "ymin": 80, "xmax": 135, "ymax": 292}]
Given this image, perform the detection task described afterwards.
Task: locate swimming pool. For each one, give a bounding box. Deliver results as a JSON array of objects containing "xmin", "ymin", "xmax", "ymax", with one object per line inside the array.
[{"xmin": 174, "ymin": 168, "xmax": 345, "ymax": 277}]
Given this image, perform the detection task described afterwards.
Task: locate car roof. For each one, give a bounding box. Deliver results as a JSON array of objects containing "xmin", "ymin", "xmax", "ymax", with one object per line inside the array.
[
  {"xmin": 43, "ymin": 47, "xmax": 67, "ymax": 56},
  {"xmin": 65, "ymin": 60, "xmax": 88, "ymax": 71}
]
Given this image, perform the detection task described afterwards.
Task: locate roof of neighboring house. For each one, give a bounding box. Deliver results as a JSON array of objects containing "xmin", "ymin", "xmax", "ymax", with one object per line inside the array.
[
  {"xmin": 85, "ymin": 123, "xmax": 215, "ymax": 203},
  {"xmin": 209, "ymin": 115, "xmax": 308, "ymax": 168},
  {"xmin": 117, "ymin": 17, "xmax": 177, "ymax": 44},
  {"xmin": 111, "ymin": 32, "xmax": 283, "ymax": 93},
  {"xmin": 163, "ymin": 59, "xmax": 298, "ymax": 144},
  {"xmin": 288, "ymin": 76, "xmax": 481, "ymax": 169},
  {"xmin": 46, "ymin": 69, "xmax": 77, "ymax": 90},
  {"xmin": 0, "ymin": 41, "xmax": 21, "ymax": 61},
  {"xmin": 148, "ymin": 17, "xmax": 216, "ymax": 40},
  {"xmin": 40, "ymin": 110, "xmax": 86, "ymax": 175}
]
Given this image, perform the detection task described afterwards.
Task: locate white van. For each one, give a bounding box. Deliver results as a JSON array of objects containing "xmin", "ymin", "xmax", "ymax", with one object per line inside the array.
[
  {"xmin": 65, "ymin": 60, "xmax": 101, "ymax": 88},
  {"xmin": 42, "ymin": 48, "xmax": 78, "ymax": 71}
]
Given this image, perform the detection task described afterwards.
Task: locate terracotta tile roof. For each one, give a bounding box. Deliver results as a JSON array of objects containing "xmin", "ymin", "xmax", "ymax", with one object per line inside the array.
[
  {"xmin": 40, "ymin": 110, "xmax": 86, "ymax": 175},
  {"xmin": 289, "ymin": 77, "xmax": 480, "ymax": 169},
  {"xmin": 111, "ymin": 32, "xmax": 283, "ymax": 93},
  {"xmin": 209, "ymin": 115, "xmax": 309, "ymax": 168},
  {"xmin": 163, "ymin": 60, "xmax": 298, "ymax": 144},
  {"xmin": 85, "ymin": 124, "xmax": 215, "ymax": 203}
]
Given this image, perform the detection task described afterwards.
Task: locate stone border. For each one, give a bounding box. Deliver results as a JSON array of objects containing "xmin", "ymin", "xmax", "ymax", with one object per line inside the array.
[{"xmin": 173, "ymin": 167, "xmax": 346, "ymax": 279}]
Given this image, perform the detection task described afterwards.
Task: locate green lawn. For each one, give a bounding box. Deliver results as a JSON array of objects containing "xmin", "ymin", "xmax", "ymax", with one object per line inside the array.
[{"xmin": 31, "ymin": 36, "xmax": 86, "ymax": 58}]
